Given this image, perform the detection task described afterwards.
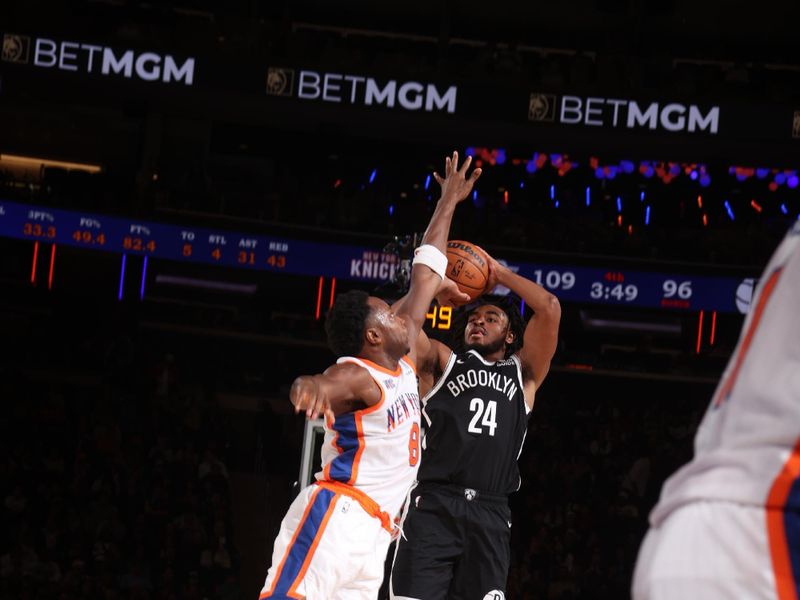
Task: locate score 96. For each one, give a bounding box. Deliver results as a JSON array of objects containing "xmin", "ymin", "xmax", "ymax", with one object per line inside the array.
[
  {"xmin": 662, "ymin": 280, "xmax": 693, "ymax": 299},
  {"xmin": 425, "ymin": 305, "xmax": 452, "ymax": 330}
]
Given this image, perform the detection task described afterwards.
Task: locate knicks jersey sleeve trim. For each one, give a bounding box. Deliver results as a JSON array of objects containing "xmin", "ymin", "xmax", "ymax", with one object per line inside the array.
[
  {"xmin": 322, "ymin": 414, "xmax": 342, "ymax": 482},
  {"xmin": 350, "ymin": 393, "xmax": 386, "ymax": 484},
  {"xmin": 325, "ymin": 358, "xmax": 388, "ymax": 484},
  {"xmin": 401, "ymin": 355, "xmax": 417, "ymax": 374},
  {"xmin": 335, "ymin": 357, "xmax": 388, "ymax": 415},
  {"xmin": 766, "ymin": 437, "xmax": 800, "ymax": 598},
  {"xmin": 351, "ymin": 357, "xmax": 403, "ymax": 377}
]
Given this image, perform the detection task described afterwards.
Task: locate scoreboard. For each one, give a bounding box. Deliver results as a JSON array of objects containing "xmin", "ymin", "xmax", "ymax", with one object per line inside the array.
[{"xmin": 0, "ymin": 200, "xmax": 757, "ymax": 314}]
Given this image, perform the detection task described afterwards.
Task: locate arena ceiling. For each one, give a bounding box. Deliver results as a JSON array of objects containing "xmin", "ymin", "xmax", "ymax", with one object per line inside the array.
[{"xmin": 7, "ymin": 0, "xmax": 800, "ymax": 67}]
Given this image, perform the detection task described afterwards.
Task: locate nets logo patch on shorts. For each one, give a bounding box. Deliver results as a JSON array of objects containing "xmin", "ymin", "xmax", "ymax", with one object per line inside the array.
[{"xmin": 483, "ymin": 592, "xmax": 505, "ymax": 600}]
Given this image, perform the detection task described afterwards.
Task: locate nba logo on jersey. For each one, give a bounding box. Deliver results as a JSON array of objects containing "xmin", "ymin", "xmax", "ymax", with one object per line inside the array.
[{"xmin": 384, "ymin": 379, "xmax": 395, "ymax": 389}]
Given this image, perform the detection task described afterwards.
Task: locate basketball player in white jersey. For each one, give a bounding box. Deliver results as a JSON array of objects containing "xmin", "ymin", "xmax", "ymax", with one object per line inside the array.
[
  {"xmin": 258, "ymin": 152, "xmax": 480, "ymax": 600},
  {"xmin": 632, "ymin": 220, "xmax": 800, "ymax": 599}
]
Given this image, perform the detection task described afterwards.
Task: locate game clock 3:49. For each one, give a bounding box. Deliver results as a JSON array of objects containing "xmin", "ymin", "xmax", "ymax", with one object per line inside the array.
[{"xmin": 590, "ymin": 282, "xmax": 639, "ymax": 302}]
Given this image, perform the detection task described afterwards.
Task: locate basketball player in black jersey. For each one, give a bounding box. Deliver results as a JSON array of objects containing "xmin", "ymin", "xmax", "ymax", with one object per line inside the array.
[{"xmin": 389, "ymin": 253, "xmax": 560, "ymax": 600}]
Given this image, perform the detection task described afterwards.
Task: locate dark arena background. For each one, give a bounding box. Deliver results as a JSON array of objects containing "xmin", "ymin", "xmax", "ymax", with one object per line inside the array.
[{"xmin": 1, "ymin": 1, "xmax": 799, "ymax": 598}]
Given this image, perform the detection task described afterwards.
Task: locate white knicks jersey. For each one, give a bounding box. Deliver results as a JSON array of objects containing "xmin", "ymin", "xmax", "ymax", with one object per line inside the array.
[
  {"xmin": 316, "ymin": 356, "xmax": 421, "ymax": 519},
  {"xmin": 651, "ymin": 221, "xmax": 800, "ymax": 526}
]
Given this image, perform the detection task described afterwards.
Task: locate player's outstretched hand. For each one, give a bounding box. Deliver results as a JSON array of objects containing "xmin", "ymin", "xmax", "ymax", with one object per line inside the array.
[
  {"xmin": 290, "ymin": 376, "xmax": 333, "ymax": 421},
  {"xmin": 433, "ymin": 150, "xmax": 482, "ymax": 204},
  {"xmin": 435, "ymin": 276, "xmax": 471, "ymax": 307}
]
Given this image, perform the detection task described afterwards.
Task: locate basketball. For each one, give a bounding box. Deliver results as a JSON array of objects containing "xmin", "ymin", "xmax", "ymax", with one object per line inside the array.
[{"xmin": 446, "ymin": 240, "xmax": 490, "ymax": 301}]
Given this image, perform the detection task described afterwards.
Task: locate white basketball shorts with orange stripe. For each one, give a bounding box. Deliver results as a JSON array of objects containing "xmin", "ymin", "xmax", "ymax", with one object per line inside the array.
[
  {"xmin": 260, "ymin": 483, "xmax": 393, "ymax": 600},
  {"xmin": 632, "ymin": 500, "xmax": 800, "ymax": 599}
]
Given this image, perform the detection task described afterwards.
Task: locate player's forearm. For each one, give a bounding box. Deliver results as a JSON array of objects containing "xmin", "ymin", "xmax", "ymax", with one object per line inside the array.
[
  {"xmin": 401, "ymin": 198, "xmax": 458, "ymax": 324},
  {"xmin": 400, "ymin": 267, "xmax": 442, "ymax": 329},
  {"xmin": 496, "ymin": 265, "xmax": 561, "ymax": 317},
  {"xmin": 290, "ymin": 371, "xmax": 365, "ymax": 417}
]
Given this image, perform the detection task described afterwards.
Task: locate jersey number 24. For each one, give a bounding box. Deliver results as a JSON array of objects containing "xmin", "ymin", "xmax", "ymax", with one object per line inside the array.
[{"xmin": 468, "ymin": 398, "xmax": 497, "ymax": 436}]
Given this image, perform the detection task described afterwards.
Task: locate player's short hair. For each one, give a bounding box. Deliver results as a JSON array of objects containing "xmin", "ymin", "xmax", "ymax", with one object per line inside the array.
[
  {"xmin": 325, "ymin": 290, "xmax": 371, "ymax": 357},
  {"xmin": 451, "ymin": 296, "xmax": 527, "ymax": 358}
]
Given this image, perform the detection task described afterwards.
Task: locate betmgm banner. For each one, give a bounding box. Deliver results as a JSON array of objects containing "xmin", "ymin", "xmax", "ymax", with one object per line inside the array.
[
  {"xmin": 2, "ymin": 32, "xmax": 196, "ymax": 86},
  {"xmin": 527, "ymin": 92, "xmax": 720, "ymax": 135},
  {"xmin": 261, "ymin": 68, "xmax": 724, "ymax": 137},
  {"xmin": 258, "ymin": 65, "xmax": 799, "ymax": 149},
  {"xmin": 265, "ymin": 66, "xmax": 457, "ymax": 115},
  {"xmin": 258, "ymin": 67, "xmax": 800, "ymax": 158},
  {"xmin": 3, "ymin": 32, "xmax": 799, "ymax": 156}
]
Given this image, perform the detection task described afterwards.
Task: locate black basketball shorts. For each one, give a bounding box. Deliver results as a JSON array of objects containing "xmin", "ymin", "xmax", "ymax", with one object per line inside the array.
[{"xmin": 389, "ymin": 482, "xmax": 511, "ymax": 600}]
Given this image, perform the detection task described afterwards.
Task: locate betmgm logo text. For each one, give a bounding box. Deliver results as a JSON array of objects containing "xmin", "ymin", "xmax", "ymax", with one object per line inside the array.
[
  {"xmin": 528, "ymin": 92, "xmax": 720, "ymax": 135},
  {"xmin": 267, "ymin": 67, "xmax": 457, "ymax": 114},
  {"xmin": 2, "ymin": 33, "xmax": 195, "ymax": 85}
]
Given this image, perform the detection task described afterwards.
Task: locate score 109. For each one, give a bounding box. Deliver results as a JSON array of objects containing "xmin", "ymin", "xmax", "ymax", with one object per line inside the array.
[{"xmin": 530, "ymin": 269, "xmax": 576, "ymax": 290}]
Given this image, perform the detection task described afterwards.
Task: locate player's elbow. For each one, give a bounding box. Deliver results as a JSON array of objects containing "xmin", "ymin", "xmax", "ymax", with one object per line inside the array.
[{"xmin": 541, "ymin": 293, "xmax": 561, "ymax": 321}]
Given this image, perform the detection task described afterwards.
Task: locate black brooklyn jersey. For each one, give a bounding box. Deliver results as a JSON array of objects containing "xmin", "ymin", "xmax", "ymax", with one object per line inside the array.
[{"xmin": 417, "ymin": 349, "xmax": 531, "ymax": 494}]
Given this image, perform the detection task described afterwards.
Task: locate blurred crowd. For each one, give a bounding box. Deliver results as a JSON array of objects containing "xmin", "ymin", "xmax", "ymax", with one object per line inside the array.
[
  {"xmin": 506, "ymin": 379, "xmax": 706, "ymax": 599},
  {"xmin": 0, "ymin": 342, "xmax": 240, "ymax": 600}
]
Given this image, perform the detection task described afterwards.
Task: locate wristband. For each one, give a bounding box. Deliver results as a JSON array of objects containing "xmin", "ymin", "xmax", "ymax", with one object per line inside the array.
[{"xmin": 412, "ymin": 244, "xmax": 448, "ymax": 279}]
